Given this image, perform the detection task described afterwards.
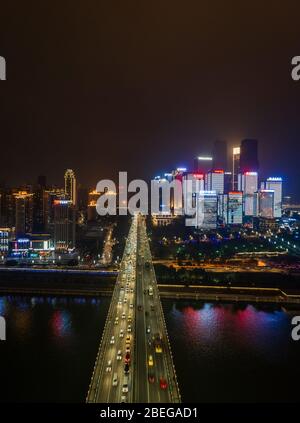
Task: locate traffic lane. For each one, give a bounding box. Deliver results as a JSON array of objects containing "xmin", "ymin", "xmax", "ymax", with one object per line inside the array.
[
  {"xmin": 142, "ymin": 264, "xmax": 163, "ymax": 402},
  {"xmin": 135, "ymin": 236, "xmax": 150, "ymax": 402},
  {"xmin": 145, "ymin": 296, "xmax": 164, "ymax": 402},
  {"xmin": 91, "ymin": 223, "xmax": 138, "ymax": 403},
  {"xmin": 135, "ymin": 266, "xmax": 148, "ymax": 402},
  {"xmin": 143, "ymin": 264, "xmax": 172, "ymax": 403}
]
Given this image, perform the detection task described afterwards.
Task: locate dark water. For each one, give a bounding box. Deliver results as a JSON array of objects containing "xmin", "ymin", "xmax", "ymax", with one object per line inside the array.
[
  {"xmin": 0, "ymin": 295, "xmax": 110, "ymax": 402},
  {"xmin": 163, "ymin": 300, "xmax": 300, "ymax": 402},
  {"xmin": 0, "ymin": 295, "xmax": 300, "ymax": 402}
]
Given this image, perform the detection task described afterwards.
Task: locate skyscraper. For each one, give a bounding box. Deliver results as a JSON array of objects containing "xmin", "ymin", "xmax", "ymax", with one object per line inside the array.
[
  {"xmin": 196, "ymin": 191, "xmax": 218, "ymax": 229},
  {"xmin": 182, "ymin": 172, "xmax": 205, "ymax": 215},
  {"xmin": 64, "ymin": 169, "xmax": 77, "ymax": 206},
  {"xmin": 205, "ymin": 169, "xmax": 224, "ymax": 194},
  {"xmin": 240, "ymin": 139, "xmax": 259, "ymax": 173},
  {"xmin": 54, "ymin": 198, "xmax": 76, "ymax": 250},
  {"xmin": 212, "ymin": 140, "xmax": 227, "ymax": 170},
  {"xmin": 218, "ymin": 193, "xmax": 228, "ymax": 225},
  {"xmin": 228, "ymin": 191, "xmax": 243, "ymax": 224},
  {"xmin": 264, "ymin": 177, "xmax": 282, "ymax": 218},
  {"xmin": 87, "ymin": 190, "xmax": 101, "ymax": 221},
  {"xmin": 254, "ymin": 190, "xmax": 274, "ymax": 218},
  {"xmin": 14, "ymin": 191, "xmax": 34, "ymax": 236},
  {"xmin": 238, "ymin": 172, "xmax": 258, "ymax": 216},
  {"xmin": 194, "ymin": 156, "xmax": 213, "ymax": 173},
  {"xmin": 232, "ymin": 147, "xmax": 240, "ymax": 190}
]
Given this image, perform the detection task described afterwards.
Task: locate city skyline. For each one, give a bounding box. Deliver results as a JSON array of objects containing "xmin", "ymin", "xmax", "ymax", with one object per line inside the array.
[{"xmin": 1, "ymin": 1, "xmax": 300, "ymax": 410}]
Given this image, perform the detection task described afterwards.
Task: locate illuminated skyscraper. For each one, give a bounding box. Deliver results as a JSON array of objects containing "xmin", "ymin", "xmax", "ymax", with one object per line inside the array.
[
  {"xmin": 87, "ymin": 190, "xmax": 101, "ymax": 221},
  {"xmin": 264, "ymin": 177, "xmax": 282, "ymax": 218},
  {"xmin": 228, "ymin": 191, "xmax": 243, "ymax": 224},
  {"xmin": 205, "ymin": 169, "xmax": 224, "ymax": 194},
  {"xmin": 232, "ymin": 147, "xmax": 240, "ymax": 190},
  {"xmin": 14, "ymin": 191, "xmax": 34, "ymax": 236},
  {"xmin": 238, "ymin": 172, "xmax": 258, "ymax": 216},
  {"xmin": 182, "ymin": 172, "xmax": 205, "ymax": 216},
  {"xmin": 53, "ymin": 198, "xmax": 76, "ymax": 250},
  {"xmin": 64, "ymin": 169, "xmax": 77, "ymax": 206},
  {"xmin": 218, "ymin": 193, "xmax": 228, "ymax": 225},
  {"xmin": 254, "ymin": 190, "xmax": 274, "ymax": 218},
  {"xmin": 194, "ymin": 156, "xmax": 213, "ymax": 173},
  {"xmin": 196, "ymin": 190, "xmax": 218, "ymax": 229}
]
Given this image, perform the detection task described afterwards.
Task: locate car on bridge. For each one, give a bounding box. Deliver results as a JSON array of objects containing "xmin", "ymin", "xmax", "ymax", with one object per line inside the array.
[
  {"xmin": 122, "ymin": 375, "xmax": 129, "ymax": 393},
  {"xmin": 159, "ymin": 377, "xmax": 167, "ymax": 390},
  {"xmin": 124, "ymin": 352, "xmax": 131, "ymax": 364},
  {"xmin": 106, "ymin": 360, "xmax": 112, "ymax": 372},
  {"xmin": 117, "ymin": 350, "xmax": 122, "ymax": 360},
  {"xmin": 112, "ymin": 373, "xmax": 118, "ymax": 387},
  {"xmin": 148, "ymin": 355, "xmax": 154, "ymax": 366},
  {"xmin": 148, "ymin": 373, "xmax": 155, "ymax": 383},
  {"xmin": 155, "ymin": 343, "xmax": 162, "ymax": 353},
  {"xmin": 110, "ymin": 336, "xmax": 115, "ymax": 344}
]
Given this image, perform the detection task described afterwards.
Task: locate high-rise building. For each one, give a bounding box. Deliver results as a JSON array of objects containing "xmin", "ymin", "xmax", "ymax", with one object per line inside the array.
[
  {"xmin": 0, "ymin": 227, "xmax": 13, "ymax": 253},
  {"xmin": 218, "ymin": 193, "xmax": 228, "ymax": 225},
  {"xmin": 238, "ymin": 172, "xmax": 258, "ymax": 216},
  {"xmin": 43, "ymin": 188, "xmax": 65, "ymax": 234},
  {"xmin": 224, "ymin": 172, "xmax": 232, "ymax": 193},
  {"xmin": 240, "ymin": 139, "xmax": 259, "ymax": 173},
  {"xmin": 64, "ymin": 169, "xmax": 77, "ymax": 206},
  {"xmin": 196, "ymin": 190, "xmax": 218, "ymax": 229},
  {"xmin": 228, "ymin": 191, "xmax": 243, "ymax": 225},
  {"xmin": 87, "ymin": 190, "xmax": 101, "ymax": 221},
  {"xmin": 212, "ymin": 140, "xmax": 227, "ymax": 170},
  {"xmin": 232, "ymin": 147, "xmax": 241, "ymax": 190},
  {"xmin": 254, "ymin": 190, "xmax": 274, "ymax": 218},
  {"xmin": 53, "ymin": 199, "xmax": 76, "ymax": 250},
  {"xmin": 33, "ymin": 188, "xmax": 45, "ymax": 233},
  {"xmin": 14, "ymin": 191, "xmax": 34, "ymax": 236},
  {"xmin": 264, "ymin": 177, "xmax": 282, "ymax": 218},
  {"xmin": 194, "ymin": 156, "xmax": 213, "ymax": 173},
  {"xmin": 205, "ymin": 169, "xmax": 225, "ymax": 194},
  {"xmin": 182, "ymin": 172, "xmax": 205, "ymax": 216},
  {"xmin": 0, "ymin": 189, "xmax": 15, "ymax": 228}
]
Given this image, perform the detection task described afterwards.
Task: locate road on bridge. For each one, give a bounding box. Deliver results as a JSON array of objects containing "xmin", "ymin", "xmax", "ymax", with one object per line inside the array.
[{"xmin": 86, "ymin": 214, "xmax": 180, "ymax": 403}]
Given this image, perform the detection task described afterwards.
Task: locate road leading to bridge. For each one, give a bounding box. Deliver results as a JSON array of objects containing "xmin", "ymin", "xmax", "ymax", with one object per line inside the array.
[{"xmin": 86, "ymin": 214, "xmax": 180, "ymax": 403}]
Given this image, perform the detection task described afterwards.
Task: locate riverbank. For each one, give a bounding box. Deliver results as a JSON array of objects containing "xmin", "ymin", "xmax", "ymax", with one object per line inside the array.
[{"xmin": 0, "ymin": 269, "xmax": 300, "ymax": 308}]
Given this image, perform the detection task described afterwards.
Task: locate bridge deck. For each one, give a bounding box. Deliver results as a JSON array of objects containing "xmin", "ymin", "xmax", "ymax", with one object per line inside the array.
[{"xmin": 86, "ymin": 215, "xmax": 180, "ymax": 403}]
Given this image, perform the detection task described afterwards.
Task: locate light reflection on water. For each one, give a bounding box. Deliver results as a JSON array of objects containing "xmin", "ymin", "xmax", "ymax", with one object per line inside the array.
[
  {"xmin": 0, "ymin": 295, "xmax": 299, "ymax": 402},
  {"xmin": 0, "ymin": 295, "xmax": 110, "ymax": 402},
  {"xmin": 164, "ymin": 300, "xmax": 300, "ymax": 402}
]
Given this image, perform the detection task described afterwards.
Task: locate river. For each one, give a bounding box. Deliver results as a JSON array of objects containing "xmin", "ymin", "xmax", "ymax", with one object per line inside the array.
[{"xmin": 0, "ymin": 295, "xmax": 299, "ymax": 402}]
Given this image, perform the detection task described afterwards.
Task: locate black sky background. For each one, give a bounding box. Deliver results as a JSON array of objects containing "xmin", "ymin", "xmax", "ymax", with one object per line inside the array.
[{"xmin": 1, "ymin": 1, "xmax": 300, "ymax": 198}]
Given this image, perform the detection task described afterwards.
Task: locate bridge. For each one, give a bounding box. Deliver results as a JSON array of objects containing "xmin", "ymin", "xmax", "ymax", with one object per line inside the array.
[{"xmin": 86, "ymin": 214, "xmax": 180, "ymax": 403}]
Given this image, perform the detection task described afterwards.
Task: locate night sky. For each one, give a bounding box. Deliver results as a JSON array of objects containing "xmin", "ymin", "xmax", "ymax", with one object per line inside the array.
[{"xmin": 1, "ymin": 1, "xmax": 300, "ymax": 198}]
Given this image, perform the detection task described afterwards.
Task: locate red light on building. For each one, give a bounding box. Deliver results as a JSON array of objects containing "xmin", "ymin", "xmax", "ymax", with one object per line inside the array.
[
  {"xmin": 192, "ymin": 173, "xmax": 204, "ymax": 179},
  {"xmin": 214, "ymin": 169, "xmax": 224, "ymax": 174}
]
